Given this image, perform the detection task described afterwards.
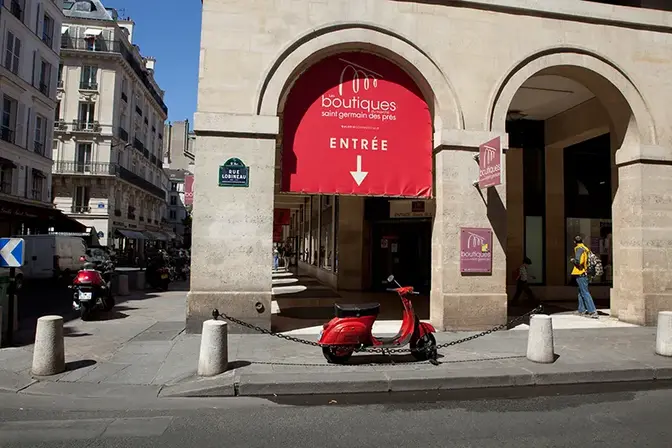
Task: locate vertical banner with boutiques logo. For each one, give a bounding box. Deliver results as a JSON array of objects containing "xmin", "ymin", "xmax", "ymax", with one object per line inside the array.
[
  {"xmin": 478, "ymin": 137, "xmax": 502, "ymax": 189},
  {"xmin": 184, "ymin": 175, "xmax": 194, "ymax": 206},
  {"xmin": 282, "ymin": 52, "xmax": 433, "ymax": 197},
  {"xmin": 460, "ymin": 227, "xmax": 493, "ymax": 274}
]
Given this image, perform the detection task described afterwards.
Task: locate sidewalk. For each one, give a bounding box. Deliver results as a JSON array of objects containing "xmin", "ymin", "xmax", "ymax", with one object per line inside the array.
[{"xmin": 1, "ymin": 275, "xmax": 671, "ymax": 400}]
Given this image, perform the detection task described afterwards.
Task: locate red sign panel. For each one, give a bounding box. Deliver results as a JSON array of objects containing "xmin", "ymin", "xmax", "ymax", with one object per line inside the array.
[
  {"xmin": 282, "ymin": 52, "xmax": 432, "ymax": 197},
  {"xmin": 274, "ymin": 209, "xmax": 291, "ymax": 226},
  {"xmin": 272, "ymin": 224, "xmax": 284, "ymax": 243},
  {"xmin": 184, "ymin": 175, "xmax": 194, "ymax": 206},
  {"xmin": 478, "ymin": 137, "xmax": 502, "ymax": 189},
  {"xmin": 460, "ymin": 227, "xmax": 493, "ymax": 274}
]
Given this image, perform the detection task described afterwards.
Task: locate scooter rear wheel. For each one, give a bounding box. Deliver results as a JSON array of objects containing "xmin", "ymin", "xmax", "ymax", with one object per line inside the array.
[
  {"xmin": 322, "ymin": 346, "xmax": 354, "ymax": 364},
  {"xmin": 411, "ymin": 333, "xmax": 437, "ymax": 361}
]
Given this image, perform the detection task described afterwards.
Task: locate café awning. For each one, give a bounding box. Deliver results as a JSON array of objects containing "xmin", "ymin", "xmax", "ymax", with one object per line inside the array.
[{"xmin": 116, "ymin": 229, "xmax": 147, "ymax": 240}]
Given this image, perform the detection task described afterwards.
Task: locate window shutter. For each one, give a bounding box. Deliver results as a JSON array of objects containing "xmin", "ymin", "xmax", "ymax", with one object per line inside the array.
[
  {"xmin": 25, "ymin": 108, "xmax": 32, "ymax": 150},
  {"xmin": 16, "ymin": 103, "xmax": 25, "ymax": 148},
  {"xmin": 35, "ymin": 4, "xmax": 41, "ymax": 34},
  {"xmin": 14, "ymin": 38, "xmax": 21, "ymax": 74},
  {"xmin": 32, "ymin": 50, "xmax": 37, "ymax": 86}
]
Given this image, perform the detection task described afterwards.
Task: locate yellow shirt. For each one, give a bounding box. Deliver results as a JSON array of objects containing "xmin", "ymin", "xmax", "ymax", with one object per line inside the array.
[{"xmin": 571, "ymin": 243, "xmax": 589, "ymax": 276}]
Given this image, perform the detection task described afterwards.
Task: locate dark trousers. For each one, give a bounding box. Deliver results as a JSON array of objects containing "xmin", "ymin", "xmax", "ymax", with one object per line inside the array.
[{"xmin": 511, "ymin": 279, "xmax": 536, "ymax": 304}]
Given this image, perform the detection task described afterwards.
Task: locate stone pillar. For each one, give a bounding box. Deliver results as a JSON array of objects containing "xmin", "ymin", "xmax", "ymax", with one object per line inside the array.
[
  {"xmin": 336, "ymin": 196, "xmax": 365, "ymax": 290},
  {"xmin": 545, "ymin": 145, "xmax": 566, "ymax": 287},
  {"xmin": 430, "ymin": 132, "xmax": 508, "ymax": 331},
  {"xmin": 613, "ymin": 146, "xmax": 672, "ymax": 325},
  {"xmin": 186, "ymin": 113, "xmax": 278, "ymax": 334}
]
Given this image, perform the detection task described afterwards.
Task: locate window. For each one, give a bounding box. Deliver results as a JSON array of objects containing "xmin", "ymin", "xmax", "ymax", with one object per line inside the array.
[
  {"xmin": 54, "ymin": 101, "xmax": 60, "ymax": 121},
  {"xmin": 4, "ymin": 31, "xmax": 21, "ymax": 75},
  {"xmin": 80, "ymin": 65, "xmax": 97, "ymax": 90},
  {"xmin": 78, "ymin": 102, "xmax": 95, "ymax": 128},
  {"xmin": 74, "ymin": 186, "xmax": 90, "ymax": 213},
  {"xmin": 42, "ymin": 14, "xmax": 54, "ymax": 47},
  {"xmin": 57, "ymin": 63, "xmax": 63, "ymax": 85},
  {"xmin": 170, "ymin": 182, "xmax": 177, "ymax": 191},
  {"xmin": 169, "ymin": 210, "xmax": 177, "ymax": 220},
  {"xmin": 121, "ymin": 78, "xmax": 128, "ymax": 102},
  {"xmin": 0, "ymin": 163, "xmax": 13, "ymax": 194},
  {"xmin": 1, "ymin": 96, "xmax": 17, "ymax": 143},
  {"xmin": 170, "ymin": 195, "xmax": 177, "ymax": 206},
  {"xmin": 10, "ymin": 0, "xmax": 24, "ymax": 21},
  {"xmin": 75, "ymin": 143, "xmax": 92, "ymax": 173},
  {"xmin": 34, "ymin": 114, "xmax": 46, "ymax": 155},
  {"xmin": 39, "ymin": 60, "xmax": 52, "ymax": 96},
  {"xmin": 31, "ymin": 170, "xmax": 44, "ymax": 200}
]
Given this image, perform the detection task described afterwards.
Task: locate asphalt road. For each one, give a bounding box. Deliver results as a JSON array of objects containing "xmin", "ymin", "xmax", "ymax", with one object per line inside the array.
[{"xmin": 1, "ymin": 384, "xmax": 672, "ymax": 447}]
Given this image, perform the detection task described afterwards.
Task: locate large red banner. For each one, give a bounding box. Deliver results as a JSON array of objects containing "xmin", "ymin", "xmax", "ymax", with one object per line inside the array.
[
  {"xmin": 184, "ymin": 175, "xmax": 194, "ymax": 206},
  {"xmin": 274, "ymin": 209, "xmax": 291, "ymax": 225},
  {"xmin": 282, "ymin": 52, "xmax": 432, "ymax": 197}
]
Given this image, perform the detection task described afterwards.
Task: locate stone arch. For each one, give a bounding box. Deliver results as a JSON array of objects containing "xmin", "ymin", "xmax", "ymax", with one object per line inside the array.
[
  {"xmin": 487, "ymin": 47, "xmax": 657, "ymax": 147},
  {"xmin": 256, "ymin": 22, "xmax": 464, "ymax": 132}
]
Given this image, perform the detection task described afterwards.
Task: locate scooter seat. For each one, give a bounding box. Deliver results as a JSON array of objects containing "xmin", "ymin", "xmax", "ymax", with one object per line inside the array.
[{"xmin": 334, "ymin": 302, "xmax": 380, "ymax": 318}]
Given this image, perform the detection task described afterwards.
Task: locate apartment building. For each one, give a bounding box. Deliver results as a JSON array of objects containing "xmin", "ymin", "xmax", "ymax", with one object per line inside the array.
[
  {"xmin": 163, "ymin": 119, "xmax": 195, "ymax": 172},
  {"xmin": 52, "ymin": 0, "xmax": 170, "ymax": 249},
  {"xmin": 0, "ymin": 0, "xmax": 83, "ymax": 236}
]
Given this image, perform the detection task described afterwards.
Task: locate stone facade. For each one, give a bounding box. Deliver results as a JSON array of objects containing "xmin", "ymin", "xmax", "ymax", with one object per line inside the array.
[{"xmin": 189, "ymin": 0, "xmax": 672, "ymax": 332}]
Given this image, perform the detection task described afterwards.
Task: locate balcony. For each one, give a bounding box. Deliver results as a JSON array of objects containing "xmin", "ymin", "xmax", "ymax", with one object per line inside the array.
[
  {"xmin": 118, "ymin": 127, "xmax": 129, "ymax": 142},
  {"xmin": 79, "ymin": 81, "xmax": 98, "ymax": 91},
  {"xmin": 71, "ymin": 205, "xmax": 90, "ymax": 214},
  {"xmin": 117, "ymin": 166, "xmax": 165, "ymax": 200},
  {"xmin": 34, "ymin": 141, "xmax": 45, "ymax": 156},
  {"xmin": 53, "ymin": 161, "xmax": 115, "ymax": 175},
  {"xmin": 55, "ymin": 120, "xmax": 68, "ymax": 131},
  {"xmin": 59, "ymin": 37, "xmax": 168, "ymax": 115},
  {"xmin": 73, "ymin": 120, "xmax": 101, "ymax": 132},
  {"xmin": 0, "ymin": 127, "xmax": 15, "ymax": 144}
]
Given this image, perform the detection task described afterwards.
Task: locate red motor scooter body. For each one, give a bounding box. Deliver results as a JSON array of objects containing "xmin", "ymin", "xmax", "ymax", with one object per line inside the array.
[{"xmin": 318, "ymin": 285, "xmax": 436, "ymax": 363}]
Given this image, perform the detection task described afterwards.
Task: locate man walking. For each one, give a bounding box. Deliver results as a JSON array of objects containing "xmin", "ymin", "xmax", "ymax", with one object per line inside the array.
[
  {"xmin": 570, "ymin": 235, "xmax": 598, "ymax": 319},
  {"xmin": 511, "ymin": 257, "xmax": 537, "ymax": 305}
]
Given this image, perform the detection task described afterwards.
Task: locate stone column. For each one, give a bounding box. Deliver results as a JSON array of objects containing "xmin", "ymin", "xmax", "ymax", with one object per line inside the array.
[
  {"xmin": 430, "ymin": 131, "xmax": 508, "ymax": 331},
  {"xmin": 612, "ymin": 146, "xmax": 672, "ymax": 325},
  {"xmin": 186, "ymin": 113, "xmax": 279, "ymax": 334}
]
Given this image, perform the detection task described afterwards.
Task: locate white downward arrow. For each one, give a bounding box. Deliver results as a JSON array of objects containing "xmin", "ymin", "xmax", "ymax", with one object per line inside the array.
[{"xmin": 350, "ymin": 155, "xmax": 368, "ymax": 186}]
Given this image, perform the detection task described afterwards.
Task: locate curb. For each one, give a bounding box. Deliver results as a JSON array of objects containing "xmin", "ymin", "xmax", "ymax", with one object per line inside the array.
[{"xmin": 158, "ymin": 361, "xmax": 672, "ymax": 398}]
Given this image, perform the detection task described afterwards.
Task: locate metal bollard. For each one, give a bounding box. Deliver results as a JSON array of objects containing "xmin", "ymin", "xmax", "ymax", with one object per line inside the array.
[
  {"xmin": 197, "ymin": 319, "xmax": 228, "ymax": 376},
  {"xmin": 136, "ymin": 271, "xmax": 146, "ymax": 290},
  {"xmin": 117, "ymin": 274, "xmax": 129, "ymax": 296},
  {"xmin": 32, "ymin": 315, "xmax": 65, "ymax": 376},
  {"xmin": 656, "ymin": 311, "xmax": 672, "ymax": 357},
  {"xmin": 526, "ymin": 314, "xmax": 555, "ymax": 363}
]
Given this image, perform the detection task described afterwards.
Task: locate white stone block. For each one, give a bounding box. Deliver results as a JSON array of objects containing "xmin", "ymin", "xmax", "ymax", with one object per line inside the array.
[
  {"xmin": 118, "ymin": 275, "xmax": 129, "ymax": 296},
  {"xmin": 656, "ymin": 311, "xmax": 672, "ymax": 357},
  {"xmin": 526, "ymin": 314, "xmax": 555, "ymax": 363},
  {"xmin": 32, "ymin": 315, "xmax": 65, "ymax": 376},
  {"xmin": 197, "ymin": 319, "xmax": 228, "ymax": 376},
  {"xmin": 136, "ymin": 271, "xmax": 146, "ymax": 290}
]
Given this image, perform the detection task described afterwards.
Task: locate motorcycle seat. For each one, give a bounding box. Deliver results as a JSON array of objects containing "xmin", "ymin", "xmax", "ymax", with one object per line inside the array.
[{"xmin": 334, "ymin": 302, "xmax": 380, "ymax": 318}]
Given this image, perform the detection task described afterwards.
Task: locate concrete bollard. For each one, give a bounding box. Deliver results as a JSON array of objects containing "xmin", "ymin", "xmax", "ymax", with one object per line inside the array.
[
  {"xmin": 117, "ymin": 274, "xmax": 129, "ymax": 296},
  {"xmin": 32, "ymin": 315, "xmax": 65, "ymax": 376},
  {"xmin": 197, "ymin": 319, "xmax": 228, "ymax": 377},
  {"xmin": 656, "ymin": 311, "xmax": 672, "ymax": 357},
  {"xmin": 136, "ymin": 271, "xmax": 146, "ymax": 290},
  {"xmin": 526, "ymin": 314, "xmax": 555, "ymax": 363}
]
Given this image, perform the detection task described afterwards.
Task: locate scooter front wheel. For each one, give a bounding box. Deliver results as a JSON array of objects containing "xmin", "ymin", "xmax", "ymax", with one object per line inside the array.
[
  {"xmin": 322, "ymin": 346, "xmax": 354, "ymax": 364},
  {"xmin": 411, "ymin": 333, "xmax": 437, "ymax": 361}
]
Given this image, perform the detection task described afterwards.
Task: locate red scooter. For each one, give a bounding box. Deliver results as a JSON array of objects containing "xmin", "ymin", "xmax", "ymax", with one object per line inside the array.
[{"xmin": 318, "ymin": 275, "xmax": 437, "ymax": 364}]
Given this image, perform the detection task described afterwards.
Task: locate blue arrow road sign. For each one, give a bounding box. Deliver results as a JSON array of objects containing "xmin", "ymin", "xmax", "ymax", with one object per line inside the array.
[{"xmin": 0, "ymin": 238, "xmax": 25, "ymax": 267}]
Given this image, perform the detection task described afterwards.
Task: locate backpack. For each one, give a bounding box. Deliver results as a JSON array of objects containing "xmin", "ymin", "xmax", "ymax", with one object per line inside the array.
[{"xmin": 586, "ymin": 250, "xmax": 604, "ymax": 278}]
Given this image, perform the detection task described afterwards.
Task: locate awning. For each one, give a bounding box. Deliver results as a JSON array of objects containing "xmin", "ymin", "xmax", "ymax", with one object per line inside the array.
[
  {"xmin": 163, "ymin": 231, "xmax": 178, "ymax": 240},
  {"xmin": 146, "ymin": 231, "xmax": 168, "ymax": 241},
  {"xmin": 0, "ymin": 157, "xmax": 16, "ymax": 168},
  {"xmin": 84, "ymin": 28, "xmax": 103, "ymax": 36},
  {"xmin": 116, "ymin": 229, "xmax": 147, "ymax": 240},
  {"xmin": 61, "ymin": 25, "xmax": 69, "ymax": 34}
]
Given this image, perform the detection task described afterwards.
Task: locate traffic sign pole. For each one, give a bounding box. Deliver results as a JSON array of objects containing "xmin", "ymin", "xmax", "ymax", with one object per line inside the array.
[{"xmin": 6, "ymin": 267, "xmax": 15, "ymax": 345}]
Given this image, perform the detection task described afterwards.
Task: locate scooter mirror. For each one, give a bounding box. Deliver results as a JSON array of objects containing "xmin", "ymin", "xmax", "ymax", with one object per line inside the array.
[{"xmin": 387, "ymin": 275, "xmax": 395, "ymax": 283}]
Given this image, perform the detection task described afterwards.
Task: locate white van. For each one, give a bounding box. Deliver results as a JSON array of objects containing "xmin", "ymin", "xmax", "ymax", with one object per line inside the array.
[{"xmin": 12, "ymin": 235, "xmax": 87, "ymax": 282}]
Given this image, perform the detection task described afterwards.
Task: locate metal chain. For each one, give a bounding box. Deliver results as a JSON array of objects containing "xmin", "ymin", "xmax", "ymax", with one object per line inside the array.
[{"xmin": 211, "ymin": 305, "xmax": 543, "ymax": 356}]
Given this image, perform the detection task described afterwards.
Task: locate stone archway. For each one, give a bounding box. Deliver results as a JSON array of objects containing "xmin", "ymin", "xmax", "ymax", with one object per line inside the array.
[{"xmin": 489, "ymin": 48, "xmax": 671, "ymax": 326}]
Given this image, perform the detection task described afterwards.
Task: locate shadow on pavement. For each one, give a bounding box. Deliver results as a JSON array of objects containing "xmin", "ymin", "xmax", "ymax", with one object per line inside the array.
[{"xmin": 65, "ymin": 359, "xmax": 96, "ymax": 372}]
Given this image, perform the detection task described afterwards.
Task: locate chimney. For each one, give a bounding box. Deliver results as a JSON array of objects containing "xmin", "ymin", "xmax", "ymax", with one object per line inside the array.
[{"xmin": 144, "ymin": 57, "xmax": 156, "ymax": 72}]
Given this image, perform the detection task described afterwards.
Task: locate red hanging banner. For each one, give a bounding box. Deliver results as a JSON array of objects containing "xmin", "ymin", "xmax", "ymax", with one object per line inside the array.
[
  {"xmin": 273, "ymin": 209, "xmax": 291, "ymax": 226},
  {"xmin": 282, "ymin": 52, "xmax": 432, "ymax": 197}
]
